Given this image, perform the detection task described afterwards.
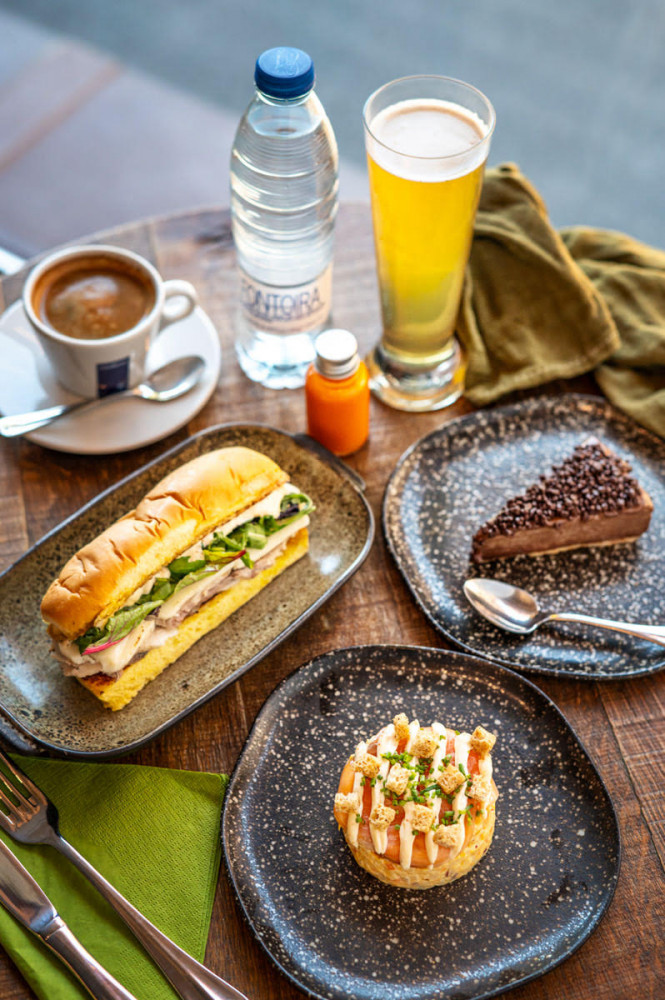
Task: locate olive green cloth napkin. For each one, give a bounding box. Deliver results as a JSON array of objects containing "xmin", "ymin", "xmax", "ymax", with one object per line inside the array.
[
  {"xmin": 458, "ymin": 163, "xmax": 665, "ymax": 437},
  {"xmin": 0, "ymin": 756, "xmax": 227, "ymax": 1000}
]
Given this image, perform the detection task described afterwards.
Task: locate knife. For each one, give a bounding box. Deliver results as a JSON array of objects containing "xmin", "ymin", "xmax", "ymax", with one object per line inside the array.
[{"xmin": 0, "ymin": 836, "xmax": 137, "ymax": 1000}]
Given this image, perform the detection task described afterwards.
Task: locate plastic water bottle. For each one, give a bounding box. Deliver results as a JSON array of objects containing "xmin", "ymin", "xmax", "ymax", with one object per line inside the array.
[{"xmin": 230, "ymin": 47, "xmax": 339, "ymax": 389}]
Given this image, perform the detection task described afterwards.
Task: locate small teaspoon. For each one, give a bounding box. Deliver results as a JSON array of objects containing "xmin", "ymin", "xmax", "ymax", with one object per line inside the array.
[
  {"xmin": 0, "ymin": 356, "xmax": 206, "ymax": 438},
  {"xmin": 464, "ymin": 577, "xmax": 665, "ymax": 647}
]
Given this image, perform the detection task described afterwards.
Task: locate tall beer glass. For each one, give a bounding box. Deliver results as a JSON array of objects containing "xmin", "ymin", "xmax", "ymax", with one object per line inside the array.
[{"xmin": 363, "ymin": 76, "xmax": 495, "ymax": 411}]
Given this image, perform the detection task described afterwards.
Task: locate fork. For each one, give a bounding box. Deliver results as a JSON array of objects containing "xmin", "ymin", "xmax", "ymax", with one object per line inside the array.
[{"xmin": 0, "ymin": 750, "xmax": 248, "ymax": 1000}]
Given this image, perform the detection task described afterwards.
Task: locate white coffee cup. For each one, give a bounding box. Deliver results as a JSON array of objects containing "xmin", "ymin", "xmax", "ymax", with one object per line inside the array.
[{"xmin": 23, "ymin": 244, "xmax": 198, "ymax": 398}]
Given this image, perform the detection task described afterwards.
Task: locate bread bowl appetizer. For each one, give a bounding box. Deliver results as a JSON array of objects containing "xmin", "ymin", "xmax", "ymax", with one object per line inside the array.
[{"xmin": 334, "ymin": 714, "xmax": 498, "ymax": 889}]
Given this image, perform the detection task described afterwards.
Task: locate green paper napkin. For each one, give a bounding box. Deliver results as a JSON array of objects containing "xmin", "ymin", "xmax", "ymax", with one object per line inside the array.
[
  {"xmin": 457, "ymin": 163, "xmax": 665, "ymax": 437},
  {"xmin": 0, "ymin": 756, "xmax": 227, "ymax": 1000}
]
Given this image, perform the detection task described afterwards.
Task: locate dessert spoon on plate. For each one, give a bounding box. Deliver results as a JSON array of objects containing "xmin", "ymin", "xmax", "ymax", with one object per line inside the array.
[
  {"xmin": 464, "ymin": 578, "xmax": 665, "ymax": 646},
  {"xmin": 0, "ymin": 355, "xmax": 205, "ymax": 437}
]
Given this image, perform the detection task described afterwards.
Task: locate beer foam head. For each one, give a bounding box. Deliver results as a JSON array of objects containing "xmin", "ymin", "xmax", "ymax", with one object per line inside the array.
[{"xmin": 366, "ymin": 99, "xmax": 490, "ymax": 182}]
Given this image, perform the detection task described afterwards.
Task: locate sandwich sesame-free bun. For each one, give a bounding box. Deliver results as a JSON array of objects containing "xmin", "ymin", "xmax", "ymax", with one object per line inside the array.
[
  {"xmin": 80, "ymin": 526, "xmax": 308, "ymax": 711},
  {"xmin": 41, "ymin": 447, "xmax": 288, "ymax": 642}
]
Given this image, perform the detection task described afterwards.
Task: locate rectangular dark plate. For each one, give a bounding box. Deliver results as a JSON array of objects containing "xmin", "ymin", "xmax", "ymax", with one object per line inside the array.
[{"xmin": 0, "ymin": 425, "xmax": 374, "ymax": 758}]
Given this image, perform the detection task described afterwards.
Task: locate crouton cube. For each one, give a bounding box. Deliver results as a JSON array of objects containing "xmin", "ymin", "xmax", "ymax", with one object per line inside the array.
[
  {"xmin": 411, "ymin": 730, "xmax": 438, "ymax": 759},
  {"xmin": 334, "ymin": 791, "xmax": 362, "ymax": 815},
  {"xmin": 468, "ymin": 773, "xmax": 492, "ymax": 803},
  {"xmin": 470, "ymin": 725, "xmax": 496, "ymax": 757},
  {"xmin": 411, "ymin": 803, "xmax": 436, "ymax": 832},
  {"xmin": 393, "ymin": 713, "xmax": 410, "ymax": 742},
  {"xmin": 433, "ymin": 822, "xmax": 462, "ymax": 848},
  {"xmin": 352, "ymin": 752, "xmax": 381, "ymax": 779},
  {"xmin": 385, "ymin": 763, "xmax": 410, "ymax": 797},
  {"xmin": 436, "ymin": 763, "xmax": 465, "ymax": 797},
  {"xmin": 369, "ymin": 804, "xmax": 396, "ymax": 830}
]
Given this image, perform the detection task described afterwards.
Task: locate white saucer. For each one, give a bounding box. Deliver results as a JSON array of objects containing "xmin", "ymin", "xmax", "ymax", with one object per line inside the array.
[{"xmin": 0, "ymin": 301, "xmax": 222, "ymax": 454}]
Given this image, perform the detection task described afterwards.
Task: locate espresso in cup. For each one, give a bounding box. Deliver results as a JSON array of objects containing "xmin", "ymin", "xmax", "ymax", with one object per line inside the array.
[
  {"xmin": 33, "ymin": 255, "xmax": 155, "ymax": 341},
  {"xmin": 23, "ymin": 245, "xmax": 198, "ymax": 398}
]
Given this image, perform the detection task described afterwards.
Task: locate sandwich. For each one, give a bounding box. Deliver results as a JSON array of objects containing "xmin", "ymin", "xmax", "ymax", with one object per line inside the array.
[{"xmin": 41, "ymin": 446, "xmax": 314, "ymax": 710}]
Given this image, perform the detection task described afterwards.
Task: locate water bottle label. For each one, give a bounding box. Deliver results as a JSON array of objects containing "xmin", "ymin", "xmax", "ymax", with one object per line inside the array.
[{"xmin": 239, "ymin": 265, "xmax": 332, "ymax": 334}]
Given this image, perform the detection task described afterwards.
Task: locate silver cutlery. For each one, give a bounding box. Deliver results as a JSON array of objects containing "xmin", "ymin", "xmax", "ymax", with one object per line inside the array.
[
  {"xmin": 0, "ymin": 835, "xmax": 137, "ymax": 1000},
  {"xmin": 464, "ymin": 577, "xmax": 665, "ymax": 646},
  {"xmin": 0, "ymin": 751, "xmax": 249, "ymax": 1000},
  {"xmin": 0, "ymin": 355, "xmax": 206, "ymax": 437}
]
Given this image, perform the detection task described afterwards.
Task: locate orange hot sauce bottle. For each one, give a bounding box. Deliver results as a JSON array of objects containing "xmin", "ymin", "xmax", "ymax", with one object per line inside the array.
[{"xmin": 305, "ymin": 329, "xmax": 370, "ymax": 456}]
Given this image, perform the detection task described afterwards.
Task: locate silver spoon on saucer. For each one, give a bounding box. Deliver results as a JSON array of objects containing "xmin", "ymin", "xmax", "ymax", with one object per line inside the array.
[
  {"xmin": 0, "ymin": 355, "xmax": 206, "ymax": 437},
  {"xmin": 464, "ymin": 577, "xmax": 665, "ymax": 647}
]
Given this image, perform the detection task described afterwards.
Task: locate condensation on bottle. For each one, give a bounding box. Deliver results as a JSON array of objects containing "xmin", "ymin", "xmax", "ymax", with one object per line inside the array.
[{"xmin": 230, "ymin": 47, "xmax": 339, "ymax": 389}]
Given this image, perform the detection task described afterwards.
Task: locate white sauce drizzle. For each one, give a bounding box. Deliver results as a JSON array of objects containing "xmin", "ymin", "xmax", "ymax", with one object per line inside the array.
[
  {"xmin": 345, "ymin": 723, "xmax": 492, "ymax": 872},
  {"xmin": 399, "ymin": 720, "xmax": 421, "ymax": 870},
  {"xmin": 477, "ymin": 745, "xmax": 493, "ymax": 815},
  {"xmin": 346, "ymin": 740, "xmax": 366, "ymax": 848},
  {"xmin": 370, "ymin": 725, "xmax": 398, "ymax": 854},
  {"xmin": 448, "ymin": 732, "xmax": 471, "ymax": 858},
  {"xmin": 424, "ymin": 722, "xmax": 449, "ymax": 866}
]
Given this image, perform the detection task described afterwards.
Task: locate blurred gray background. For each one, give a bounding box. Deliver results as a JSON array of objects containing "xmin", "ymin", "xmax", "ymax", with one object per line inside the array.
[{"xmin": 0, "ymin": 0, "xmax": 663, "ymax": 257}]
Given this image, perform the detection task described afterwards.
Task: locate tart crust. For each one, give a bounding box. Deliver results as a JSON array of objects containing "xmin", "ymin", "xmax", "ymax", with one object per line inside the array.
[{"xmin": 343, "ymin": 785, "xmax": 497, "ymax": 890}]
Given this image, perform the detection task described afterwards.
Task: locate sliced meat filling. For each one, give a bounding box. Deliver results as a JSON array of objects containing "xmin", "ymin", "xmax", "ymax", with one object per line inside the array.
[
  {"xmin": 154, "ymin": 541, "xmax": 283, "ymax": 628},
  {"xmin": 56, "ymin": 532, "xmax": 296, "ymax": 679}
]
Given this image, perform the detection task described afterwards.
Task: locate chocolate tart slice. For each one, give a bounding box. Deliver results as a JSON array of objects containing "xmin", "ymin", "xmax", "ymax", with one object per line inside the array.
[{"xmin": 472, "ymin": 438, "xmax": 653, "ymax": 562}]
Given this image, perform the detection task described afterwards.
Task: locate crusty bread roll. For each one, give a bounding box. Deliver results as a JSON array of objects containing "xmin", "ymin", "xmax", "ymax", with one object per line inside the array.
[
  {"xmin": 334, "ymin": 715, "xmax": 498, "ymax": 890},
  {"xmin": 41, "ymin": 447, "xmax": 311, "ymax": 710},
  {"xmin": 42, "ymin": 446, "xmax": 288, "ymax": 641}
]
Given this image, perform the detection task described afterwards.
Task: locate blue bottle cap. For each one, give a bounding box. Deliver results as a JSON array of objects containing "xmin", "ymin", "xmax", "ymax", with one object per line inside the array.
[{"xmin": 255, "ymin": 47, "xmax": 315, "ymax": 99}]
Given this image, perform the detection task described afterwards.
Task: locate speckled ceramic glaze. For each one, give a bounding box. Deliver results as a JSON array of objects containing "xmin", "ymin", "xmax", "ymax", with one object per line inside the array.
[
  {"xmin": 384, "ymin": 395, "xmax": 665, "ymax": 679},
  {"xmin": 0, "ymin": 426, "xmax": 373, "ymax": 757},
  {"xmin": 223, "ymin": 645, "xmax": 619, "ymax": 1000}
]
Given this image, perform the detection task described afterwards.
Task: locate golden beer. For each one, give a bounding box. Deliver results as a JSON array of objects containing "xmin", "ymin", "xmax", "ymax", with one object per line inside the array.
[{"xmin": 364, "ymin": 79, "xmax": 494, "ymax": 410}]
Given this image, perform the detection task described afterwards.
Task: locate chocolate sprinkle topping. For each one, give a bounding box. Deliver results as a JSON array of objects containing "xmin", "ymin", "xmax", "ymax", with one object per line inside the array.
[{"xmin": 474, "ymin": 438, "xmax": 643, "ymax": 542}]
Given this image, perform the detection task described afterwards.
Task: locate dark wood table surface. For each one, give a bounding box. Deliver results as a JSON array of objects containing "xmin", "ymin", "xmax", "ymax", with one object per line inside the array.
[{"xmin": 0, "ymin": 204, "xmax": 663, "ymax": 1000}]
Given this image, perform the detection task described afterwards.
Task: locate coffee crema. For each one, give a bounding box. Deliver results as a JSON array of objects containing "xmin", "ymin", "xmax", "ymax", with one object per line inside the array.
[{"xmin": 35, "ymin": 256, "xmax": 155, "ymax": 340}]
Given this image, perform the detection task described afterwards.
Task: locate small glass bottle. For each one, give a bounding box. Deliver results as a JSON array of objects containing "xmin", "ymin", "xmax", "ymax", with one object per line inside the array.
[{"xmin": 305, "ymin": 329, "xmax": 370, "ymax": 456}]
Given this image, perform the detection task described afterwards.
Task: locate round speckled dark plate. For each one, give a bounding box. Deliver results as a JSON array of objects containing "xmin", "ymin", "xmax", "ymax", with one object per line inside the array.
[
  {"xmin": 0, "ymin": 425, "xmax": 373, "ymax": 758},
  {"xmin": 222, "ymin": 644, "xmax": 620, "ymax": 1000},
  {"xmin": 384, "ymin": 394, "xmax": 665, "ymax": 680}
]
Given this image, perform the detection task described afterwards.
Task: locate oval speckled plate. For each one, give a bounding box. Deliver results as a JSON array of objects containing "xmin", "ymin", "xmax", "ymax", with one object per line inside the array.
[
  {"xmin": 222, "ymin": 645, "xmax": 620, "ymax": 1000},
  {"xmin": 0, "ymin": 425, "xmax": 373, "ymax": 758},
  {"xmin": 384, "ymin": 395, "xmax": 665, "ymax": 680}
]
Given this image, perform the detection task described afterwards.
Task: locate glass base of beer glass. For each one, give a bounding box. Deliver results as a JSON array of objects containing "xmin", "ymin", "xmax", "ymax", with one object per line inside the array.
[
  {"xmin": 235, "ymin": 325, "xmax": 317, "ymax": 390},
  {"xmin": 366, "ymin": 339, "xmax": 465, "ymax": 412}
]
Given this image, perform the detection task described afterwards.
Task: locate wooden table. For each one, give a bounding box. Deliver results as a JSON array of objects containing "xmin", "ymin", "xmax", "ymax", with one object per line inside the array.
[{"xmin": 0, "ymin": 205, "xmax": 663, "ymax": 1000}]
